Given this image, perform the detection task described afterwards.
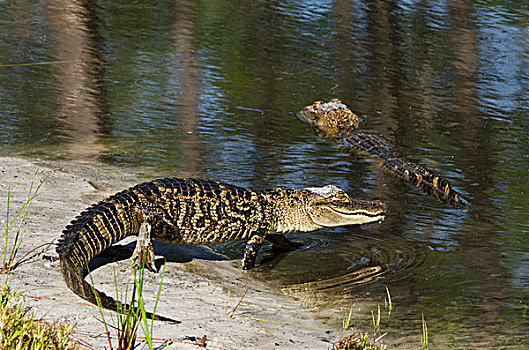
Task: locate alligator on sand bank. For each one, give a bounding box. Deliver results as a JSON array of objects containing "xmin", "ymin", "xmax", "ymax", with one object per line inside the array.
[
  {"xmin": 57, "ymin": 177, "xmax": 387, "ymax": 321},
  {"xmin": 297, "ymin": 99, "xmax": 470, "ymax": 207}
]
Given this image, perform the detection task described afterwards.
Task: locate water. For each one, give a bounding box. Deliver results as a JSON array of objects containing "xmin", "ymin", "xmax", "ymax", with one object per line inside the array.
[{"xmin": 1, "ymin": 0, "xmax": 529, "ymax": 348}]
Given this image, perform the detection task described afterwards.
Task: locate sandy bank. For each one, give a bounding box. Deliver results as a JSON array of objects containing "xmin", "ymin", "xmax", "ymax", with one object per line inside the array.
[{"xmin": 0, "ymin": 157, "xmax": 339, "ymax": 349}]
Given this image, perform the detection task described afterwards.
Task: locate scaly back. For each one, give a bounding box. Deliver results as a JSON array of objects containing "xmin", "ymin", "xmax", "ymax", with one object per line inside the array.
[{"xmin": 56, "ymin": 178, "xmax": 267, "ymax": 268}]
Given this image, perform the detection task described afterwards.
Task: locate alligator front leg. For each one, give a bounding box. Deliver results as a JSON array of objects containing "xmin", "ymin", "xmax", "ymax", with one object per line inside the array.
[
  {"xmin": 132, "ymin": 220, "xmax": 157, "ymax": 272},
  {"xmin": 242, "ymin": 228, "xmax": 267, "ymax": 270}
]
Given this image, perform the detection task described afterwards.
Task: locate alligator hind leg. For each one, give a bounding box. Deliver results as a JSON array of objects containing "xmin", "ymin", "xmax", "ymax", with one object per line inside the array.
[
  {"xmin": 132, "ymin": 203, "xmax": 179, "ymax": 272},
  {"xmin": 132, "ymin": 221, "xmax": 157, "ymax": 272}
]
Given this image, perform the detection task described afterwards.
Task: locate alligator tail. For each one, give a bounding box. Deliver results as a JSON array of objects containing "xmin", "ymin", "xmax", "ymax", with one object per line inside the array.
[
  {"xmin": 382, "ymin": 158, "xmax": 470, "ymax": 207},
  {"xmin": 56, "ymin": 189, "xmax": 178, "ymax": 323},
  {"xmin": 59, "ymin": 255, "xmax": 177, "ymax": 323},
  {"xmin": 59, "ymin": 256, "xmax": 120, "ymax": 314},
  {"xmin": 344, "ymin": 132, "xmax": 469, "ymax": 207}
]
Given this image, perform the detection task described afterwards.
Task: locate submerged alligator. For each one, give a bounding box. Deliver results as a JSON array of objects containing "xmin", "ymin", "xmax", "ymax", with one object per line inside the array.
[
  {"xmin": 297, "ymin": 99, "xmax": 469, "ymax": 207},
  {"xmin": 57, "ymin": 177, "xmax": 387, "ymax": 320}
]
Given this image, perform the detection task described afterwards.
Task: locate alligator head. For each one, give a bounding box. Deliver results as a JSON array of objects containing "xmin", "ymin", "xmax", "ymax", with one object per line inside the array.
[
  {"xmin": 303, "ymin": 185, "xmax": 387, "ymax": 227},
  {"xmin": 269, "ymin": 185, "xmax": 387, "ymax": 232},
  {"xmin": 297, "ymin": 99, "xmax": 360, "ymax": 138}
]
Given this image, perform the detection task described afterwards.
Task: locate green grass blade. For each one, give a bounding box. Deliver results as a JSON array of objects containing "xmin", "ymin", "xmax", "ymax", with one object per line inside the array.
[
  {"xmin": 2, "ymin": 173, "xmax": 48, "ymax": 273},
  {"xmin": 150, "ymin": 260, "xmax": 165, "ymax": 337},
  {"xmin": 87, "ymin": 264, "xmax": 113, "ymax": 349},
  {"xmin": 2, "ymin": 188, "xmax": 11, "ymax": 272},
  {"xmin": 421, "ymin": 313, "xmax": 428, "ymax": 349}
]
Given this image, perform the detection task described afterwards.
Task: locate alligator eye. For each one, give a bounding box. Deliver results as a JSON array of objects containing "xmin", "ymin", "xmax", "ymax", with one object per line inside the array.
[{"xmin": 332, "ymin": 192, "xmax": 349, "ymax": 201}]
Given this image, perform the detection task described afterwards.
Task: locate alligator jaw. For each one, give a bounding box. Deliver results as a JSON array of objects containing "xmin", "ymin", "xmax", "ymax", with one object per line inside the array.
[
  {"xmin": 303, "ymin": 185, "xmax": 388, "ymax": 228},
  {"xmin": 326, "ymin": 204, "xmax": 386, "ymax": 225},
  {"xmin": 308, "ymin": 199, "xmax": 387, "ymax": 227}
]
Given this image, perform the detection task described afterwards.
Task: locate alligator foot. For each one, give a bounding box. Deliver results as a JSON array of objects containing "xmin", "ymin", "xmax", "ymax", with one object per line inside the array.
[{"xmin": 132, "ymin": 221, "xmax": 157, "ymax": 272}]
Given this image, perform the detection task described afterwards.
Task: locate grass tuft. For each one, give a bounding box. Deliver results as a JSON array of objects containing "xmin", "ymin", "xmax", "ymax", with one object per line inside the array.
[
  {"xmin": 1, "ymin": 171, "xmax": 48, "ymax": 274},
  {"xmin": 0, "ymin": 281, "xmax": 74, "ymax": 349},
  {"xmin": 331, "ymin": 332, "xmax": 386, "ymax": 350},
  {"xmin": 136, "ymin": 260, "xmax": 166, "ymax": 350},
  {"xmin": 89, "ymin": 257, "xmax": 167, "ymax": 350},
  {"xmin": 334, "ymin": 302, "xmax": 388, "ymax": 350},
  {"xmin": 342, "ymin": 305, "xmax": 354, "ymax": 331}
]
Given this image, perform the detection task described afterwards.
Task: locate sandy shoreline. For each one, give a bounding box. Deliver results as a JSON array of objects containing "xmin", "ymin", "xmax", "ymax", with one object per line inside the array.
[{"xmin": 0, "ymin": 157, "xmax": 340, "ymax": 349}]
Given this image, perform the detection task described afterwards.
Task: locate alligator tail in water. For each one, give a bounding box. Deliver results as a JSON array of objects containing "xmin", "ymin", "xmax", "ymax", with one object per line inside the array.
[
  {"xmin": 297, "ymin": 99, "xmax": 470, "ymax": 207},
  {"xmin": 57, "ymin": 178, "xmax": 387, "ymax": 322}
]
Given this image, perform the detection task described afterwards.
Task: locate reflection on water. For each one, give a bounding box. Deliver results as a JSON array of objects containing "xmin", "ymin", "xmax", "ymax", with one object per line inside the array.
[
  {"xmin": 47, "ymin": 1, "xmax": 107, "ymax": 162},
  {"xmin": 1, "ymin": 1, "xmax": 529, "ymax": 348},
  {"xmin": 280, "ymin": 265, "xmax": 386, "ymax": 308},
  {"xmin": 241, "ymin": 228, "xmax": 427, "ymax": 311}
]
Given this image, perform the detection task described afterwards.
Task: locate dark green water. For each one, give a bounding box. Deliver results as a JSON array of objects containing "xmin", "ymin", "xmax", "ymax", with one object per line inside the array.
[{"xmin": 1, "ymin": 1, "xmax": 528, "ymax": 348}]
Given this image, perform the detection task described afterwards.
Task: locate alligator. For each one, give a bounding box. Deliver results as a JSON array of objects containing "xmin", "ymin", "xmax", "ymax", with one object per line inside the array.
[
  {"xmin": 57, "ymin": 177, "xmax": 387, "ymax": 321},
  {"xmin": 297, "ymin": 99, "xmax": 470, "ymax": 207}
]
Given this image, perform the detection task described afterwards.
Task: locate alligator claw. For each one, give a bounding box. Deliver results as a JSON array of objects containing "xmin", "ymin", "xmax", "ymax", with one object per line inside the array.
[
  {"xmin": 241, "ymin": 255, "xmax": 257, "ymax": 270},
  {"xmin": 132, "ymin": 244, "xmax": 157, "ymax": 272}
]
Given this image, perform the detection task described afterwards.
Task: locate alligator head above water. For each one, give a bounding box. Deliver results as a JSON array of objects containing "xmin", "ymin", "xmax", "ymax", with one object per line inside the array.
[{"xmin": 297, "ymin": 99, "xmax": 359, "ymax": 138}]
